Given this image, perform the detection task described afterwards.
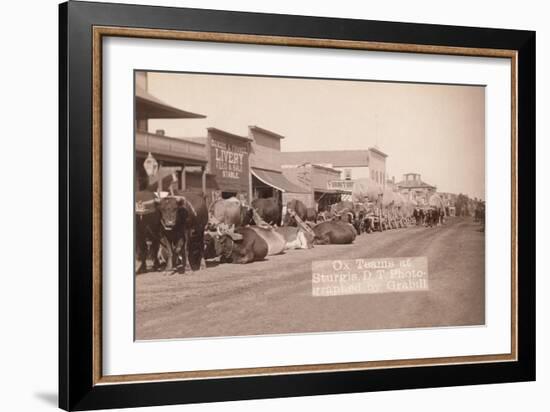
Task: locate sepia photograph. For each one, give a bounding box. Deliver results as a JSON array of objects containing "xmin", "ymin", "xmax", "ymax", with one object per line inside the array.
[{"xmin": 134, "ymin": 70, "xmax": 486, "ymax": 341}]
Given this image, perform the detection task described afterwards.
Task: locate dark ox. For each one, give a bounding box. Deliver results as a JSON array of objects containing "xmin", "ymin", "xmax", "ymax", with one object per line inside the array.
[
  {"xmin": 158, "ymin": 192, "xmax": 208, "ymax": 273},
  {"xmin": 316, "ymin": 210, "xmax": 334, "ymax": 222},
  {"xmin": 283, "ymin": 199, "xmax": 307, "ymax": 226},
  {"xmin": 251, "ymin": 197, "xmax": 281, "ymax": 225},
  {"xmin": 312, "ymin": 221, "xmax": 356, "ymax": 245},
  {"xmin": 204, "ymin": 226, "xmax": 286, "ymax": 264},
  {"xmin": 424, "ymin": 208, "xmax": 441, "ymax": 227},
  {"xmin": 305, "ymin": 207, "xmax": 317, "ymax": 223},
  {"xmin": 158, "ymin": 197, "xmax": 189, "ymax": 273},
  {"xmin": 352, "ymin": 204, "xmax": 368, "ymax": 234},
  {"xmin": 135, "ymin": 191, "xmax": 161, "ymax": 274},
  {"xmin": 331, "ymin": 201, "xmax": 356, "ymax": 224},
  {"xmin": 175, "ymin": 191, "xmax": 209, "ymax": 271},
  {"xmin": 204, "ymin": 227, "xmax": 267, "ymax": 264}
]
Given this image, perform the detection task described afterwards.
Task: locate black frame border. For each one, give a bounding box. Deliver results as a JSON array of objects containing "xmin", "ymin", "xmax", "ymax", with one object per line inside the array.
[{"xmin": 59, "ymin": 1, "xmax": 535, "ymax": 410}]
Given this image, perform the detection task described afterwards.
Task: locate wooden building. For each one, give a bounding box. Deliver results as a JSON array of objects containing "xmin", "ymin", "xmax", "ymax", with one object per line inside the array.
[
  {"xmin": 277, "ymin": 147, "xmax": 387, "ymax": 188},
  {"xmin": 281, "ymin": 163, "xmax": 344, "ymax": 210},
  {"xmin": 248, "ymin": 126, "xmax": 310, "ymax": 204},
  {"xmin": 134, "ymin": 72, "xmax": 209, "ymax": 194}
]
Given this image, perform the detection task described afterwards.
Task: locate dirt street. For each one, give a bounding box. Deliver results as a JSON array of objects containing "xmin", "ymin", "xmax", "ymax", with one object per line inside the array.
[{"xmin": 135, "ymin": 217, "xmax": 485, "ymax": 340}]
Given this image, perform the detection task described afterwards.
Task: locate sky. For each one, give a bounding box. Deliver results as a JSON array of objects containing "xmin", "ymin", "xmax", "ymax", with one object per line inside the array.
[{"xmin": 146, "ymin": 71, "xmax": 485, "ymax": 199}]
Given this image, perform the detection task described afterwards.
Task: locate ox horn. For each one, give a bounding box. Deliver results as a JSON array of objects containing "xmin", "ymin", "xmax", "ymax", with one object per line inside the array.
[{"xmin": 136, "ymin": 199, "xmax": 156, "ymax": 206}]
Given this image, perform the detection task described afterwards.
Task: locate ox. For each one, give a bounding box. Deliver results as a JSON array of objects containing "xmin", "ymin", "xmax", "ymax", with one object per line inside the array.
[
  {"xmin": 424, "ymin": 208, "xmax": 441, "ymax": 227},
  {"xmin": 251, "ymin": 197, "xmax": 281, "ymax": 225},
  {"xmin": 283, "ymin": 199, "xmax": 307, "ymax": 226},
  {"xmin": 352, "ymin": 205, "xmax": 368, "ymax": 234},
  {"xmin": 331, "ymin": 201, "xmax": 356, "ymax": 225},
  {"xmin": 204, "ymin": 226, "xmax": 286, "ymax": 264},
  {"xmin": 157, "ymin": 191, "xmax": 208, "ymax": 273},
  {"xmin": 316, "ymin": 210, "xmax": 334, "ymax": 222},
  {"xmin": 174, "ymin": 191, "xmax": 209, "ymax": 271},
  {"xmin": 158, "ymin": 196, "xmax": 189, "ymax": 273},
  {"xmin": 209, "ymin": 197, "xmax": 253, "ymax": 229},
  {"xmin": 135, "ymin": 190, "xmax": 161, "ymax": 274},
  {"xmin": 305, "ymin": 207, "xmax": 317, "ymax": 223},
  {"xmin": 363, "ymin": 212, "xmax": 376, "ymax": 233},
  {"xmin": 312, "ymin": 221, "xmax": 356, "ymax": 245}
]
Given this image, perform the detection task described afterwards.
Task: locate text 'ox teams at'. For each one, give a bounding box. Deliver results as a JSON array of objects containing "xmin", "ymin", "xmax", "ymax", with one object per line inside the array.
[{"xmin": 312, "ymin": 257, "xmax": 429, "ymax": 296}]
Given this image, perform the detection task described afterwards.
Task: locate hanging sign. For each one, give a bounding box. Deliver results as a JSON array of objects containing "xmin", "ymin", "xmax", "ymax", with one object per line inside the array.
[{"xmin": 143, "ymin": 152, "xmax": 158, "ymax": 177}]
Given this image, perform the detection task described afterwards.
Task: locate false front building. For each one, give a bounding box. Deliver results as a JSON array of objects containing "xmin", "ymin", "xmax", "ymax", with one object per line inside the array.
[{"xmin": 248, "ymin": 126, "xmax": 311, "ymax": 205}]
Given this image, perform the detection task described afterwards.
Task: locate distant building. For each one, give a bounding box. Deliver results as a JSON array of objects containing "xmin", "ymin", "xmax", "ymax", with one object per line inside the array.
[
  {"xmin": 281, "ymin": 163, "xmax": 343, "ymax": 210},
  {"xmin": 366, "ymin": 147, "xmax": 388, "ymax": 189},
  {"xmin": 278, "ymin": 147, "xmax": 388, "ymax": 189},
  {"xmin": 396, "ymin": 173, "xmax": 437, "ymax": 205}
]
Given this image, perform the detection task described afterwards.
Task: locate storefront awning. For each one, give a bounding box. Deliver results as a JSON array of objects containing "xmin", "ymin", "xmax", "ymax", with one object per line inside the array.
[
  {"xmin": 136, "ymin": 86, "xmax": 206, "ymax": 119},
  {"xmin": 252, "ymin": 168, "xmax": 309, "ymax": 193},
  {"xmin": 314, "ymin": 188, "xmax": 351, "ymax": 194}
]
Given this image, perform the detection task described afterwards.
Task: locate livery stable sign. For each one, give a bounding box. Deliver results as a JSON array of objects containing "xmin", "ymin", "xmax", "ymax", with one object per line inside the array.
[{"xmin": 208, "ymin": 133, "xmax": 250, "ymax": 194}]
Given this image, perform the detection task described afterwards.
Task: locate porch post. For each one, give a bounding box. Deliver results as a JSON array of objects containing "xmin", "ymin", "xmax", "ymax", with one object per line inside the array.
[
  {"xmin": 201, "ymin": 165, "xmax": 206, "ymax": 194},
  {"xmin": 180, "ymin": 165, "xmax": 186, "ymax": 191},
  {"xmin": 157, "ymin": 161, "xmax": 163, "ymax": 194}
]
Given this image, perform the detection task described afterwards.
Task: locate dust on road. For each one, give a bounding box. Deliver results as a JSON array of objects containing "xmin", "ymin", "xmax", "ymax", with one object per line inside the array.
[{"xmin": 135, "ymin": 217, "xmax": 484, "ymax": 340}]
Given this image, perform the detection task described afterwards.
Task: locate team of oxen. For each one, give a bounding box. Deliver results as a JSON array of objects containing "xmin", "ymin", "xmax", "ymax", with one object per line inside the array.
[{"xmin": 135, "ymin": 185, "xmax": 446, "ymax": 274}]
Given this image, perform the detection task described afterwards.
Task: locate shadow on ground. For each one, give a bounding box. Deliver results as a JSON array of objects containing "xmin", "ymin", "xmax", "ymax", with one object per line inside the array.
[{"xmin": 34, "ymin": 392, "xmax": 58, "ymax": 407}]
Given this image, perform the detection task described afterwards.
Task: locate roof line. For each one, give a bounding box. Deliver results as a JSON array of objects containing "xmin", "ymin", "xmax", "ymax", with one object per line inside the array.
[
  {"xmin": 207, "ymin": 127, "xmax": 252, "ymax": 142},
  {"xmin": 249, "ymin": 125, "xmax": 285, "ymax": 139},
  {"xmin": 368, "ymin": 146, "xmax": 388, "ymax": 158}
]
